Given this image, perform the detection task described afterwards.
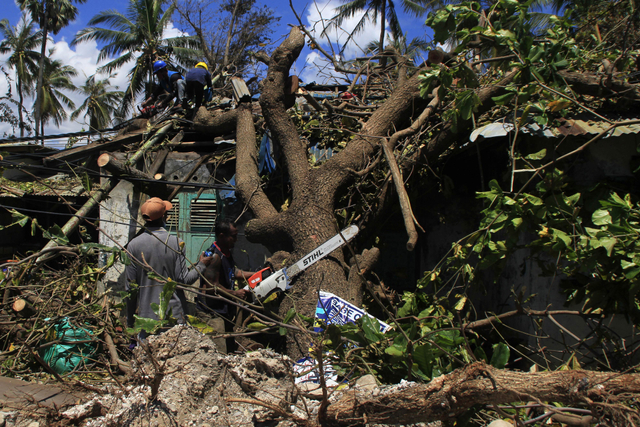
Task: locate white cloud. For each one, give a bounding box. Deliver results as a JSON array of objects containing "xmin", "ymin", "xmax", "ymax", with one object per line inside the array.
[{"xmin": 299, "ymin": 0, "xmax": 390, "ymax": 85}]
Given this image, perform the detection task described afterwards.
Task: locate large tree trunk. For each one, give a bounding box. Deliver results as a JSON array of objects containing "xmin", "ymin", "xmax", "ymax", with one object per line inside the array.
[
  {"xmin": 324, "ymin": 361, "xmax": 640, "ymax": 426},
  {"xmin": 234, "ymin": 27, "xmax": 431, "ymax": 356}
]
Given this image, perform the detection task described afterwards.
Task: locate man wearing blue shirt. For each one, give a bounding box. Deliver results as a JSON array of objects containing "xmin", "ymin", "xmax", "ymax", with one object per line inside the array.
[
  {"xmin": 185, "ymin": 62, "xmax": 213, "ymax": 113},
  {"xmin": 141, "ymin": 60, "xmax": 186, "ymax": 109}
]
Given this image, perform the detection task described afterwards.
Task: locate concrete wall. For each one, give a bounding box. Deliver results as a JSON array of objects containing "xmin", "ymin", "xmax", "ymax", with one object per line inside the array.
[{"xmin": 412, "ymin": 133, "xmax": 640, "ymax": 368}]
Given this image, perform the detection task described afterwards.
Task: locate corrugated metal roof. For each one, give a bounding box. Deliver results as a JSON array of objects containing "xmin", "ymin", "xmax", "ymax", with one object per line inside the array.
[{"xmin": 470, "ymin": 116, "xmax": 640, "ymax": 142}]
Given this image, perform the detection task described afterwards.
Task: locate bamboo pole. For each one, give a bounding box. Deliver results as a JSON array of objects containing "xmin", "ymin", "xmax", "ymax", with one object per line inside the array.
[{"xmin": 36, "ymin": 122, "xmax": 175, "ymax": 263}]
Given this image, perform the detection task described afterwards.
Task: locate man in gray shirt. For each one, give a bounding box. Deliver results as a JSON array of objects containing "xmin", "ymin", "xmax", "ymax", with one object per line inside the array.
[{"xmin": 125, "ymin": 197, "xmax": 212, "ymax": 337}]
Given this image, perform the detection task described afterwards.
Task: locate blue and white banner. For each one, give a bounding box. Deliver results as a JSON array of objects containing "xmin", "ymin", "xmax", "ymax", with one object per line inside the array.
[{"xmin": 314, "ymin": 291, "xmax": 391, "ymax": 333}]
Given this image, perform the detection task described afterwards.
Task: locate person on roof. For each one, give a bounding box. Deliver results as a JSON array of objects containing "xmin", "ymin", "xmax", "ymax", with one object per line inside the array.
[
  {"xmin": 141, "ymin": 60, "xmax": 186, "ymax": 110},
  {"xmin": 185, "ymin": 61, "xmax": 213, "ymax": 114}
]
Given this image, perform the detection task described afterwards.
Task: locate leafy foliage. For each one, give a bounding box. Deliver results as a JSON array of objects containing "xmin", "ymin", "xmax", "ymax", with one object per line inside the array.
[
  {"xmin": 307, "ymin": 291, "xmax": 510, "ymax": 383},
  {"xmin": 0, "ymin": 16, "xmax": 41, "ymax": 137},
  {"xmin": 419, "ymin": 169, "xmax": 640, "ymax": 323},
  {"xmin": 174, "ymin": 0, "xmax": 280, "ymax": 78},
  {"xmin": 421, "ymin": 0, "xmax": 638, "ymax": 130}
]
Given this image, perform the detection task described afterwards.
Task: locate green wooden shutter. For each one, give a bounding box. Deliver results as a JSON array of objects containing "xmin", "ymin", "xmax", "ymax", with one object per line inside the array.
[{"xmin": 167, "ymin": 191, "xmax": 217, "ymax": 266}]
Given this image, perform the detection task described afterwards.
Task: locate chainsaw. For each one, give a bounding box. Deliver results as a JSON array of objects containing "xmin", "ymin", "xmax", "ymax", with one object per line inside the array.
[{"xmin": 245, "ymin": 225, "xmax": 359, "ymax": 301}]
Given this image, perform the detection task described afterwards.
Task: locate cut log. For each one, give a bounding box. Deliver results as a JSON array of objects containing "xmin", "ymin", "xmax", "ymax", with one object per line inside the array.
[{"xmin": 12, "ymin": 299, "xmax": 34, "ymax": 317}]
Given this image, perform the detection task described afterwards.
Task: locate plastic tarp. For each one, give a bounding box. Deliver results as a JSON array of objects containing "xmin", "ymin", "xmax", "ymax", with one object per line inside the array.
[{"xmin": 39, "ymin": 318, "xmax": 96, "ymax": 374}]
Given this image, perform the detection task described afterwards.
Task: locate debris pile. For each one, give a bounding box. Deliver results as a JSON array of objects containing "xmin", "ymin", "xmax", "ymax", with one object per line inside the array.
[
  {"xmin": 53, "ymin": 326, "xmax": 439, "ymax": 427},
  {"xmin": 1, "ymin": 256, "xmax": 128, "ymax": 379}
]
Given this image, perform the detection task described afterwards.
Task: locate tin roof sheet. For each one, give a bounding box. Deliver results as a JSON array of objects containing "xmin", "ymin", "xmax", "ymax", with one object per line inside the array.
[{"xmin": 470, "ymin": 116, "xmax": 640, "ymax": 142}]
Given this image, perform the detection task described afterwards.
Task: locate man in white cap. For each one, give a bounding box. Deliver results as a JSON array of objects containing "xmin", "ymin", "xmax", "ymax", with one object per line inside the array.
[{"xmin": 125, "ymin": 197, "xmax": 212, "ymax": 339}]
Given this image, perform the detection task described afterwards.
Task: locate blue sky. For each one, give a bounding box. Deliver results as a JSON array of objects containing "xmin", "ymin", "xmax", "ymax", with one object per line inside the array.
[{"xmin": 1, "ymin": 0, "xmax": 433, "ymax": 142}]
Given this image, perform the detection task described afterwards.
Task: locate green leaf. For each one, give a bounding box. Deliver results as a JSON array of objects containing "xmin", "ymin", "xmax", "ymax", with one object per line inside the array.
[
  {"xmin": 11, "ymin": 210, "xmax": 30, "ymax": 227},
  {"xmin": 434, "ymin": 330, "xmax": 458, "ymax": 347},
  {"xmin": 247, "ymin": 322, "xmax": 268, "ymax": 330},
  {"xmin": 592, "ymin": 209, "xmax": 612, "ymax": 225},
  {"xmin": 599, "ymin": 236, "xmax": 617, "ymax": 256},
  {"xmin": 283, "ymin": 308, "xmax": 296, "ymax": 324},
  {"xmin": 158, "ymin": 280, "xmax": 177, "ymax": 321},
  {"xmin": 551, "ymin": 228, "xmax": 572, "ymax": 247},
  {"xmin": 413, "ymin": 344, "xmax": 433, "ymax": 378},
  {"xmin": 361, "ymin": 316, "xmax": 383, "ymax": 343},
  {"xmin": 82, "ymin": 172, "xmax": 92, "ymax": 193},
  {"xmin": 130, "ymin": 315, "xmax": 163, "ymax": 334},
  {"xmin": 385, "ymin": 334, "xmax": 408, "ymax": 357},
  {"xmin": 43, "ymin": 225, "xmax": 69, "ymax": 245},
  {"xmin": 524, "ymin": 148, "xmax": 547, "ymax": 160},
  {"xmin": 611, "ymin": 192, "xmax": 631, "ymax": 209},
  {"xmin": 474, "ymin": 346, "xmax": 488, "ymax": 362},
  {"xmin": 625, "ymin": 267, "xmax": 640, "ymax": 280},
  {"xmin": 454, "ymin": 296, "xmax": 467, "ymax": 311},
  {"xmin": 490, "ymin": 342, "xmax": 510, "ymax": 368},
  {"xmin": 525, "ymin": 194, "xmax": 543, "ymax": 206},
  {"xmin": 186, "ymin": 315, "xmax": 215, "ymax": 334},
  {"xmin": 457, "ymin": 90, "xmax": 480, "ymax": 121},
  {"xmin": 492, "ymin": 92, "xmax": 515, "ymax": 105}
]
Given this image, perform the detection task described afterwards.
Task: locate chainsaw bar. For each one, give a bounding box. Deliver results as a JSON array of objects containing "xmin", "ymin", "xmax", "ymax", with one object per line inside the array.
[{"xmin": 247, "ymin": 225, "xmax": 359, "ymax": 300}]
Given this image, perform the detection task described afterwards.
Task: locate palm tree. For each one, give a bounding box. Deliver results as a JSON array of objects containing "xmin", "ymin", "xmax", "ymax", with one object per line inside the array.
[
  {"xmin": 17, "ymin": 0, "xmax": 87, "ymax": 143},
  {"xmin": 0, "ymin": 15, "xmax": 42, "ymax": 137},
  {"xmin": 365, "ymin": 33, "xmax": 429, "ymax": 62},
  {"xmin": 71, "ymin": 74, "xmax": 124, "ymax": 131},
  {"xmin": 328, "ymin": 0, "xmax": 428, "ymax": 63},
  {"xmin": 71, "ymin": 0, "xmax": 200, "ymax": 116},
  {"xmin": 39, "ymin": 57, "xmax": 77, "ymax": 136}
]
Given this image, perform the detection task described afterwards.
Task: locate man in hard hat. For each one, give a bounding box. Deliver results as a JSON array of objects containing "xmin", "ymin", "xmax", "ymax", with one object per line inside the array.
[
  {"xmin": 141, "ymin": 60, "xmax": 186, "ymax": 110},
  {"xmin": 185, "ymin": 62, "xmax": 213, "ymax": 114},
  {"xmin": 125, "ymin": 197, "xmax": 213, "ymax": 340}
]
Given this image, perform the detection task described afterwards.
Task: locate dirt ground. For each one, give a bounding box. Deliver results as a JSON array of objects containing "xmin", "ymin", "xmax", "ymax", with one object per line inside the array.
[{"xmin": 0, "ymin": 326, "xmax": 441, "ymax": 427}]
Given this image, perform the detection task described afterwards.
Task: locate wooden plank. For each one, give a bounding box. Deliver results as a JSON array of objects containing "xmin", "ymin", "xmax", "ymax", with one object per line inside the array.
[
  {"xmin": 42, "ymin": 131, "xmax": 144, "ymax": 166},
  {"xmin": 0, "ymin": 375, "xmax": 82, "ymax": 409}
]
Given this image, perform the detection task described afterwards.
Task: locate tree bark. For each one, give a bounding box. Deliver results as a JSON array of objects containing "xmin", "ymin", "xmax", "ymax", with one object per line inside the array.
[
  {"xmin": 325, "ymin": 362, "xmax": 640, "ymax": 426},
  {"xmin": 97, "ymin": 153, "xmax": 173, "ymax": 198},
  {"xmin": 558, "ymin": 70, "xmax": 640, "ymax": 100},
  {"xmin": 192, "ymin": 108, "xmax": 242, "ymax": 136}
]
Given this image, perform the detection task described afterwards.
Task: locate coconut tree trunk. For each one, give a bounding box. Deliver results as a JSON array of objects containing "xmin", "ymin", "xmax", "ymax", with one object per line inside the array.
[
  {"xmin": 17, "ymin": 75, "xmax": 25, "ymax": 138},
  {"xmin": 35, "ymin": 17, "xmax": 47, "ymax": 145},
  {"xmin": 378, "ymin": 0, "xmax": 387, "ymax": 67}
]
